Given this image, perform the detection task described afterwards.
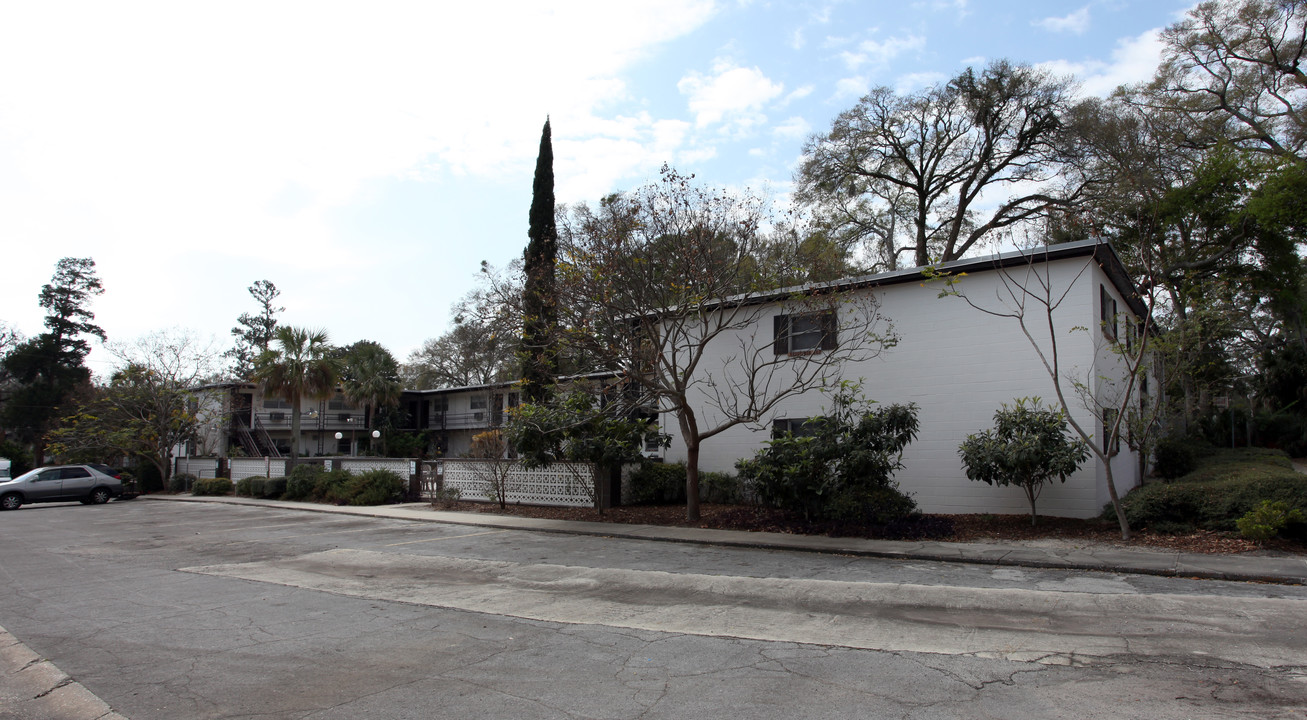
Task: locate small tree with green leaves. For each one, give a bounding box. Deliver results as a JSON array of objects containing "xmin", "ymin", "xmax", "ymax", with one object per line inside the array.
[
  {"xmin": 959, "ymin": 398, "xmax": 1089, "ymax": 526},
  {"xmin": 503, "ymin": 388, "xmax": 664, "ymax": 510}
]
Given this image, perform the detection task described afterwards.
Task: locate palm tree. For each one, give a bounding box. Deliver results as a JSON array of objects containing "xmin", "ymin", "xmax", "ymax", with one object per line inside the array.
[
  {"xmin": 339, "ymin": 341, "xmax": 402, "ymax": 453},
  {"xmin": 252, "ymin": 326, "xmax": 338, "ymax": 461}
]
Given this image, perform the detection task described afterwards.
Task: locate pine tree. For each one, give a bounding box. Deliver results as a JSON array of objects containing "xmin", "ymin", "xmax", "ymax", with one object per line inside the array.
[
  {"xmin": 521, "ymin": 118, "xmax": 558, "ymax": 403},
  {"xmin": 1, "ymin": 257, "xmax": 104, "ymax": 463}
]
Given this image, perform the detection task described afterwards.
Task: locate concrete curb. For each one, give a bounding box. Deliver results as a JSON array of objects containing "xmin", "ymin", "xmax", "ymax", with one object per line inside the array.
[
  {"xmin": 0, "ymin": 624, "xmax": 127, "ymax": 720},
  {"xmin": 143, "ymin": 495, "xmax": 1307, "ymax": 585}
]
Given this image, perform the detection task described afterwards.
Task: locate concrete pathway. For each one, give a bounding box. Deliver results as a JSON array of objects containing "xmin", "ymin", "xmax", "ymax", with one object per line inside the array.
[{"xmin": 143, "ymin": 494, "xmax": 1307, "ymax": 585}]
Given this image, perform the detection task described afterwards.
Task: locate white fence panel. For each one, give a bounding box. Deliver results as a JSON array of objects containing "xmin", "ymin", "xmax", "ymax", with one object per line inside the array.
[
  {"xmin": 341, "ymin": 459, "xmax": 412, "ymax": 476},
  {"xmin": 175, "ymin": 458, "xmax": 219, "ymax": 479},
  {"xmin": 441, "ymin": 460, "xmax": 594, "ymax": 507},
  {"xmin": 230, "ymin": 457, "xmax": 286, "ymax": 481}
]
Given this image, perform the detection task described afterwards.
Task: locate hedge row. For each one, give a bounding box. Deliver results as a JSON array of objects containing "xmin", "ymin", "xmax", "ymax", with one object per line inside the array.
[
  {"xmin": 1114, "ymin": 447, "xmax": 1307, "ymax": 535},
  {"xmin": 188, "ymin": 466, "xmax": 406, "ymax": 506}
]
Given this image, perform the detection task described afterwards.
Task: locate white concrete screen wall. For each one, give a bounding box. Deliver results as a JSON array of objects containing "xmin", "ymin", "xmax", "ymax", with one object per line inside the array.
[{"xmin": 660, "ymin": 242, "xmax": 1148, "ymax": 519}]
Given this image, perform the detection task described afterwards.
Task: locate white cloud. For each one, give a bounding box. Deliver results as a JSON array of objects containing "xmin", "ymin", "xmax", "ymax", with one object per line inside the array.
[
  {"xmin": 1041, "ymin": 28, "xmax": 1164, "ymax": 98},
  {"xmin": 914, "ymin": 0, "xmax": 969, "ymax": 16},
  {"xmin": 895, "ymin": 71, "xmax": 947, "ymax": 94},
  {"xmin": 1034, "ymin": 6, "xmax": 1091, "ymax": 35},
  {"xmin": 773, "ymin": 116, "xmax": 812, "ymax": 139},
  {"xmin": 835, "ymin": 76, "xmax": 871, "ymax": 99},
  {"xmin": 0, "ymin": 0, "xmax": 719, "ymax": 356},
  {"xmin": 678, "ymin": 60, "xmax": 785, "ymax": 132},
  {"xmin": 840, "ymin": 33, "xmax": 926, "ymax": 71},
  {"xmin": 790, "ymin": 27, "xmax": 806, "ymax": 50},
  {"xmin": 783, "ymin": 85, "xmax": 816, "ymax": 105}
]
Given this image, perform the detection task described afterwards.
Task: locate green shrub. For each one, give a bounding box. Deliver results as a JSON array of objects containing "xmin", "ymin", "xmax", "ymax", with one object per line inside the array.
[
  {"xmin": 626, "ymin": 463, "xmax": 688, "ymax": 505},
  {"xmin": 234, "ymin": 477, "xmax": 268, "ymax": 497},
  {"xmin": 1255, "ymin": 410, "xmax": 1307, "ymax": 457},
  {"xmin": 1236, "ymin": 500, "xmax": 1306, "ymax": 541},
  {"xmin": 262, "ymin": 477, "xmax": 287, "ymax": 499},
  {"xmin": 430, "ymin": 486, "xmax": 461, "ymax": 506},
  {"xmin": 1111, "ymin": 447, "xmax": 1307, "ymax": 532},
  {"xmin": 1153, "ymin": 436, "xmax": 1201, "ymax": 480},
  {"xmin": 315, "ymin": 469, "xmax": 353, "ymax": 503},
  {"xmin": 342, "ymin": 469, "xmax": 406, "ymax": 505},
  {"xmin": 170, "ymin": 473, "xmax": 197, "ymax": 493},
  {"xmin": 823, "ymin": 485, "xmax": 919, "ymax": 526},
  {"xmin": 192, "ymin": 477, "xmax": 233, "ymax": 496},
  {"xmin": 701, "ymin": 471, "xmax": 744, "ymax": 504},
  {"xmin": 285, "ymin": 464, "xmax": 322, "ymax": 501},
  {"xmin": 736, "ymin": 390, "xmax": 920, "ymax": 524}
]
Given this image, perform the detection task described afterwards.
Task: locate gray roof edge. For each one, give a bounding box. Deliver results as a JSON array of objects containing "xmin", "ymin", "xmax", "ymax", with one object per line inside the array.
[{"xmin": 713, "ymin": 239, "xmax": 1148, "ymax": 319}]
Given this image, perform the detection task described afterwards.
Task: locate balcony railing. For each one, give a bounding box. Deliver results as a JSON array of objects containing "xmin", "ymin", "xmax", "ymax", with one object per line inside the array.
[
  {"xmin": 391, "ymin": 410, "xmax": 499, "ymax": 432},
  {"xmin": 254, "ymin": 410, "xmax": 366, "ymax": 431}
]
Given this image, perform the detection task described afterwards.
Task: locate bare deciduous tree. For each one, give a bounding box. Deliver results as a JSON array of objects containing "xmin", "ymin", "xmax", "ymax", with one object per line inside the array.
[
  {"xmin": 558, "ymin": 166, "xmax": 897, "ymax": 522},
  {"xmin": 937, "ymin": 246, "xmax": 1163, "ymax": 539},
  {"xmin": 799, "ymin": 60, "xmax": 1079, "ymax": 269},
  {"xmin": 1131, "ymin": 0, "xmax": 1307, "ymax": 163}
]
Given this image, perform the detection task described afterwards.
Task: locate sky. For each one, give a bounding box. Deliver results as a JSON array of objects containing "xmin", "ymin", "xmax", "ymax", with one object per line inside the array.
[{"xmin": 0, "ymin": 0, "xmax": 1195, "ymax": 379}]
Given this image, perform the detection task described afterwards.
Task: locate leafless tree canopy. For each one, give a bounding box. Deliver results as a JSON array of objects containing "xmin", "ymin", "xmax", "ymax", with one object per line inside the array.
[
  {"xmin": 557, "ymin": 166, "xmax": 897, "ymax": 521},
  {"xmin": 798, "ymin": 60, "xmax": 1079, "ymax": 270},
  {"xmin": 1131, "ymin": 0, "xmax": 1307, "ymax": 162}
]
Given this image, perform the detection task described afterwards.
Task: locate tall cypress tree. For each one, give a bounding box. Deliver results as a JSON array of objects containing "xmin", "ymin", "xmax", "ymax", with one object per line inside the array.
[{"xmin": 521, "ymin": 118, "xmax": 558, "ymax": 403}]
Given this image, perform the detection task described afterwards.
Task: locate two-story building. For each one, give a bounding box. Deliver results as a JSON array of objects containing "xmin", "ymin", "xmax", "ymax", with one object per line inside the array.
[
  {"xmin": 654, "ymin": 240, "xmax": 1155, "ymax": 519},
  {"xmin": 192, "ymin": 383, "xmax": 372, "ymax": 458}
]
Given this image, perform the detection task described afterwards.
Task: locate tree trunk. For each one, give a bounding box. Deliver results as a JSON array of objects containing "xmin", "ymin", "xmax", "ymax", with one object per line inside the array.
[
  {"xmin": 289, "ymin": 395, "xmax": 302, "ymax": 462},
  {"xmin": 1026, "ymin": 487, "xmax": 1038, "ymax": 526},
  {"xmin": 1104, "ymin": 464, "xmax": 1131, "ymax": 540},
  {"xmin": 685, "ymin": 441, "xmax": 701, "ymax": 523}
]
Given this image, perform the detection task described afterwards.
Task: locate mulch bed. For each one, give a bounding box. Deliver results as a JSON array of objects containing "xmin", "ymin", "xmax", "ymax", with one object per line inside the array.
[{"xmin": 427, "ymin": 501, "xmax": 1303, "ymax": 556}]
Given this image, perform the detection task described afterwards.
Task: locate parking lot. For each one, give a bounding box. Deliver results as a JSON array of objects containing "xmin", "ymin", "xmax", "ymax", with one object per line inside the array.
[{"xmin": 2, "ymin": 499, "xmax": 1305, "ymax": 719}]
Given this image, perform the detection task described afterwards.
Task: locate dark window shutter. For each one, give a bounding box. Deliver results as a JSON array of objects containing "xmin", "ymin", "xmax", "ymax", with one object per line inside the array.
[
  {"xmin": 773, "ymin": 314, "xmax": 789, "ymax": 355},
  {"xmin": 820, "ymin": 311, "xmax": 837, "ymax": 351}
]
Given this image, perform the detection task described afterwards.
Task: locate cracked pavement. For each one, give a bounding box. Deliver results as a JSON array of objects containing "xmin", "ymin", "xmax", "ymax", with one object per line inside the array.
[{"xmin": 2, "ymin": 500, "xmax": 1305, "ymax": 719}]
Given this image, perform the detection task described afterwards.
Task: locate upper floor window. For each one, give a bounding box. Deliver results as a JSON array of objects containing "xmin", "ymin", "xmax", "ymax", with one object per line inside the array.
[
  {"xmin": 263, "ymin": 397, "xmax": 290, "ymax": 409},
  {"xmin": 774, "ymin": 310, "xmax": 837, "ymax": 355},
  {"xmin": 772, "ymin": 417, "xmax": 827, "ymax": 439},
  {"xmin": 470, "ymin": 395, "xmax": 488, "ymax": 411},
  {"xmin": 1100, "ymin": 284, "xmax": 1118, "ymax": 341}
]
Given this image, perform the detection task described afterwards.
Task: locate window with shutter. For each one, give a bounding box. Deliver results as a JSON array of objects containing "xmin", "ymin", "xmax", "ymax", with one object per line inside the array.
[{"xmin": 1100, "ymin": 284, "xmax": 1118, "ymax": 341}]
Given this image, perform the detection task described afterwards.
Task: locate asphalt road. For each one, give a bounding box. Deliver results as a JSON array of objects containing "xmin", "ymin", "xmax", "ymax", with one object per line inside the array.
[{"xmin": 1, "ymin": 500, "xmax": 1305, "ymax": 719}]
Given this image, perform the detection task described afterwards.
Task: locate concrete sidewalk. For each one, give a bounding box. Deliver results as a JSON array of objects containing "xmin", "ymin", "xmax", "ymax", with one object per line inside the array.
[
  {"xmin": 0, "ymin": 625, "xmax": 127, "ymax": 720},
  {"xmin": 144, "ymin": 495, "xmax": 1307, "ymax": 585}
]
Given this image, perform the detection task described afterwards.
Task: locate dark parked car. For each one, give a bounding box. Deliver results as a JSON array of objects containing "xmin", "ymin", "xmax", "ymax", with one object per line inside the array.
[{"xmin": 0, "ymin": 464, "xmax": 125, "ymax": 510}]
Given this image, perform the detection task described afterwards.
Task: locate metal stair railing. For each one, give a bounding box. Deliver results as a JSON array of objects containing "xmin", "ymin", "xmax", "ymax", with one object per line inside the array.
[
  {"xmin": 252, "ymin": 417, "xmax": 283, "ymax": 458},
  {"xmin": 232, "ymin": 415, "xmax": 261, "ymax": 457}
]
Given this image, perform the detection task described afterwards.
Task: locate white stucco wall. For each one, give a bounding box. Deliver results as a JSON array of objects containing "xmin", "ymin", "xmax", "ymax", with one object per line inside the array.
[{"xmin": 661, "ymin": 253, "xmax": 1143, "ymax": 518}]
